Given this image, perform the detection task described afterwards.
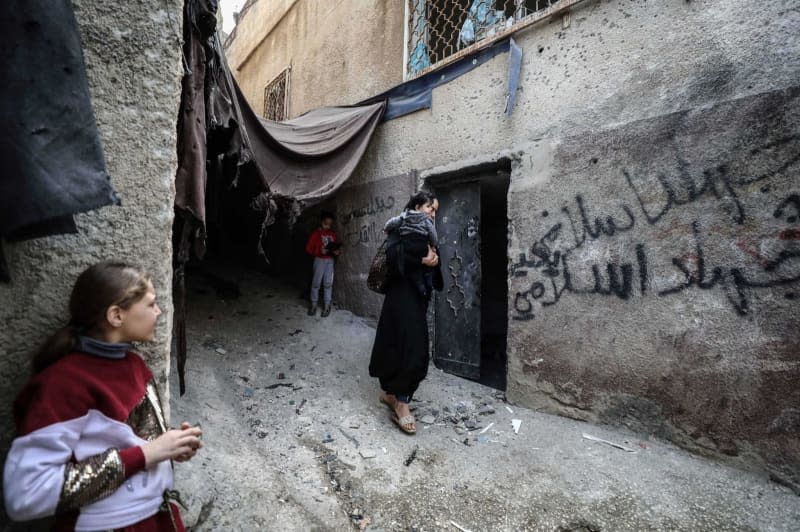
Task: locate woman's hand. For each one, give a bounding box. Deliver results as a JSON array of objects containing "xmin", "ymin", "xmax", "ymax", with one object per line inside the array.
[
  {"xmin": 422, "ymin": 246, "xmax": 439, "ymax": 267},
  {"xmin": 142, "ymin": 423, "xmax": 203, "ymax": 467}
]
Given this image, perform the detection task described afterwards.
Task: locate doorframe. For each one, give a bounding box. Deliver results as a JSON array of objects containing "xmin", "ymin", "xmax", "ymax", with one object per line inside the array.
[
  {"xmin": 420, "ymin": 155, "xmax": 513, "ymax": 385},
  {"xmin": 419, "ymin": 154, "xmax": 515, "ymax": 190}
]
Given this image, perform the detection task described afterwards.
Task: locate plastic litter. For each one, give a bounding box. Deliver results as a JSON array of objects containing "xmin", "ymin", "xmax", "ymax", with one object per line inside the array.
[
  {"xmin": 450, "ymin": 520, "xmax": 473, "ymax": 532},
  {"xmin": 582, "ymin": 432, "xmax": 637, "ymax": 453}
]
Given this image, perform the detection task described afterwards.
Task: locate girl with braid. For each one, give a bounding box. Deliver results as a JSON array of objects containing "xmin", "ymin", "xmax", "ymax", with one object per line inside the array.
[{"xmin": 3, "ymin": 262, "xmax": 202, "ymax": 531}]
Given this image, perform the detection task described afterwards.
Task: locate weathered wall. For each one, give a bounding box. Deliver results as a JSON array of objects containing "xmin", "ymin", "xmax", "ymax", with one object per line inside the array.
[
  {"xmin": 333, "ymin": 172, "xmax": 417, "ymax": 320},
  {"xmin": 507, "ymin": 87, "xmax": 799, "ymax": 480},
  {"xmin": 328, "ymin": 0, "xmax": 800, "ymax": 483},
  {"xmin": 0, "ymin": 0, "xmax": 183, "ymax": 526},
  {"xmin": 226, "ymin": 0, "xmax": 404, "ymax": 117},
  {"xmin": 225, "ymin": 0, "xmax": 800, "ymax": 483}
]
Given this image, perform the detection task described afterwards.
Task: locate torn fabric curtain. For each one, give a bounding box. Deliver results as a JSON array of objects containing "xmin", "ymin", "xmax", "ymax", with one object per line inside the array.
[
  {"xmin": 0, "ymin": 0, "xmax": 119, "ymax": 281},
  {"xmin": 175, "ymin": 18, "xmax": 385, "ymax": 246},
  {"xmin": 234, "ymin": 83, "xmax": 385, "ymax": 206},
  {"xmin": 173, "ymin": 0, "xmax": 221, "ymax": 396},
  {"xmin": 173, "ymin": 10, "xmax": 384, "ymax": 394}
]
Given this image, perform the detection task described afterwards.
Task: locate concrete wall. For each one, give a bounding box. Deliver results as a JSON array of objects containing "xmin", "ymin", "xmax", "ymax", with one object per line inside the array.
[
  {"xmin": 338, "ymin": 0, "xmax": 800, "ymax": 483},
  {"xmin": 507, "ymin": 87, "xmax": 799, "ymax": 478},
  {"xmin": 333, "ymin": 171, "xmax": 417, "ymax": 320},
  {"xmin": 226, "ymin": 0, "xmax": 405, "ymax": 117},
  {"xmin": 226, "ymin": 0, "xmax": 800, "ymax": 484},
  {"xmin": 0, "ymin": 0, "xmax": 183, "ymax": 526}
]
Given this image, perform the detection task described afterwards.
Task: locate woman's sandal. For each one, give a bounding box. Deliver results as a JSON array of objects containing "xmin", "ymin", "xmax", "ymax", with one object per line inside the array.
[{"xmin": 391, "ymin": 413, "xmax": 417, "ymax": 435}]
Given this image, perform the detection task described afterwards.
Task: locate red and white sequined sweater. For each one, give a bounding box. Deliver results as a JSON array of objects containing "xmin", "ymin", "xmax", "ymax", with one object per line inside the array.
[{"xmin": 3, "ymin": 351, "xmax": 183, "ymax": 531}]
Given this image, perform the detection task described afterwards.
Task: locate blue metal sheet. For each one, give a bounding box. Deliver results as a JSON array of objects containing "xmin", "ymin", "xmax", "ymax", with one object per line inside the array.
[
  {"xmin": 362, "ymin": 38, "xmax": 514, "ymax": 122},
  {"xmin": 506, "ymin": 37, "xmax": 523, "ymax": 116}
]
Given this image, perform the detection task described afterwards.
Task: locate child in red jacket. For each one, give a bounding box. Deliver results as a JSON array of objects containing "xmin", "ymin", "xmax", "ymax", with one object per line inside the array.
[{"xmin": 305, "ymin": 211, "xmax": 342, "ymax": 317}]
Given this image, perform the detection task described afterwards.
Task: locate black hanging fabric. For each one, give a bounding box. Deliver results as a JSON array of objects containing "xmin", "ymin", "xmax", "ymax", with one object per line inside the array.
[{"xmin": 0, "ymin": 0, "xmax": 120, "ymax": 281}]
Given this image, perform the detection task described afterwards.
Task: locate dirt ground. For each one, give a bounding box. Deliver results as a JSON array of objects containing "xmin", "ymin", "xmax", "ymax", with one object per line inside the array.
[{"xmin": 169, "ymin": 265, "xmax": 800, "ymax": 531}]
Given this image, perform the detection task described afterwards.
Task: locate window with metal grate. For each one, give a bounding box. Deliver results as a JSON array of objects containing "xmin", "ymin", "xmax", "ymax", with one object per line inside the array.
[
  {"xmin": 406, "ymin": 0, "xmax": 559, "ymax": 77},
  {"xmin": 263, "ymin": 67, "xmax": 290, "ymax": 121}
]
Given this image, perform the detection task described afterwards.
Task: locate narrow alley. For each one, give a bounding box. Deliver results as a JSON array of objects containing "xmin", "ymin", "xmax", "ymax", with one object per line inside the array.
[
  {"xmin": 170, "ymin": 266, "xmax": 800, "ymax": 531},
  {"xmin": 1, "ymin": 2, "xmax": 798, "ymax": 531}
]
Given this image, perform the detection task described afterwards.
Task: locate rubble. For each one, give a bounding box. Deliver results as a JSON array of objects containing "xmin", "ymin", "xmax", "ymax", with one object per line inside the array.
[
  {"xmin": 478, "ymin": 405, "xmax": 496, "ymax": 415},
  {"xmin": 582, "ymin": 433, "xmax": 637, "ymax": 453},
  {"xmin": 343, "ymin": 416, "xmax": 361, "ymax": 429},
  {"xmin": 404, "ymin": 446, "xmax": 419, "ymax": 466},
  {"xmin": 464, "ymin": 418, "xmax": 481, "ymax": 430},
  {"xmin": 170, "ymin": 270, "xmax": 800, "ymax": 531},
  {"xmin": 450, "ymin": 521, "xmax": 473, "ymax": 532},
  {"xmin": 340, "ymin": 428, "xmax": 361, "ymax": 448},
  {"xmin": 265, "ymin": 382, "xmax": 293, "ymax": 389}
]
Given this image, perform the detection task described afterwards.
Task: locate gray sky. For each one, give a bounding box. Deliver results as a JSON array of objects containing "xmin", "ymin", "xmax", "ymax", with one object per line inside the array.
[{"xmin": 219, "ymin": 0, "xmax": 246, "ymax": 34}]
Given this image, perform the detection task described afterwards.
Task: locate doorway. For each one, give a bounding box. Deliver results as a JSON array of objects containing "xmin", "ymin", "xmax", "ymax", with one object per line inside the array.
[{"xmin": 430, "ymin": 166, "xmax": 510, "ymax": 391}]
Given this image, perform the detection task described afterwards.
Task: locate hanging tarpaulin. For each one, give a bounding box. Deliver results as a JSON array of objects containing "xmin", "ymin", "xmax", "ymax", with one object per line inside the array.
[
  {"xmin": 173, "ymin": 3, "xmax": 385, "ymax": 393},
  {"xmin": 236, "ymin": 84, "xmax": 385, "ymax": 206}
]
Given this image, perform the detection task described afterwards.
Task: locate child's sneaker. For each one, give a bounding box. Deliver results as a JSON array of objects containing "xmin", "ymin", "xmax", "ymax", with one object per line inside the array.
[
  {"xmin": 321, "ymin": 304, "xmax": 332, "ymax": 317},
  {"xmin": 307, "ymin": 303, "xmax": 318, "ymax": 316}
]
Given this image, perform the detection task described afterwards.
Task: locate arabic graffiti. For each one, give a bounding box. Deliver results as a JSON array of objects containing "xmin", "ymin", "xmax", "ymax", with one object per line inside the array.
[
  {"xmin": 345, "ymin": 220, "xmax": 381, "ymax": 245},
  {"xmin": 657, "ymin": 221, "xmax": 800, "ymax": 316},
  {"xmin": 340, "ymin": 195, "xmax": 396, "ymax": 245},
  {"xmin": 511, "ymin": 136, "xmax": 800, "ymax": 320},
  {"xmin": 340, "ymin": 195, "xmax": 396, "ymax": 226}
]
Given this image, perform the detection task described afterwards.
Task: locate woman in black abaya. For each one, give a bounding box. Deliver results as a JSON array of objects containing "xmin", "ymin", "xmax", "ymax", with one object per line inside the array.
[{"xmin": 369, "ymin": 192, "xmax": 442, "ymax": 434}]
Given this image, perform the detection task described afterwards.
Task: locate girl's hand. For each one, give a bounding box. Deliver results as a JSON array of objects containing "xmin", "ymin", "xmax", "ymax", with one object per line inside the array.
[
  {"xmin": 175, "ymin": 422, "xmax": 203, "ymax": 462},
  {"xmin": 142, "ymin": 424, "xmax": 202, "ymax": 467},
  {"xmin": 422, "ymin": 246, "xmax": 439, "ymax": 267}
]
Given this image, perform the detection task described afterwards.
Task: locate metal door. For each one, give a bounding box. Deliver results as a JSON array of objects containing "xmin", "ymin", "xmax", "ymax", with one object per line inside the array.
[{"xmin": 434, "ymin": 182, "xmax": 481, "ymax": 379}]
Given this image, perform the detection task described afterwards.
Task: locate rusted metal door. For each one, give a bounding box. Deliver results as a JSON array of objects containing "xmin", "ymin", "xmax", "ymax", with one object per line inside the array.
[{"xmin": 434, "ymin": 182, "xmax": 481, "ymax": 379}]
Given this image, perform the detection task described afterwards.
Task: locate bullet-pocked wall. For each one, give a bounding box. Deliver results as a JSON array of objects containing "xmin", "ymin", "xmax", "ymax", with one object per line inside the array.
[
  {"xmin": 228, "ymin": 0, "xmax": 800, "ymax": 484},
  {"xmin": 0, "ymin": 0, "xmax": 183, "ymax": 526},
  {"xmin": 342, "ymin": 0, "xmax": 800, "ymax": 486},
  {"xmin": 330, "ymin": 169, "xmax": 417, "ymax": 321}
]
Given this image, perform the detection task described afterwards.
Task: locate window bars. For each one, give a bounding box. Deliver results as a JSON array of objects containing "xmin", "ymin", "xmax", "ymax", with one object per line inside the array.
[
  {"xmin": 407, "ymin": 0, "xmax": 558, "ymax": 76},
  {"xmin": 263, "ymin": 67, "xmax": 290, "ymax": 121}
]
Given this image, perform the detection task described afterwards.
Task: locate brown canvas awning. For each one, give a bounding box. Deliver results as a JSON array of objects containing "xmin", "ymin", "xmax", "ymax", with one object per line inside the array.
[{"xmin": 241, "ymin": 86, "xmax": 385, "ymax": 205}]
